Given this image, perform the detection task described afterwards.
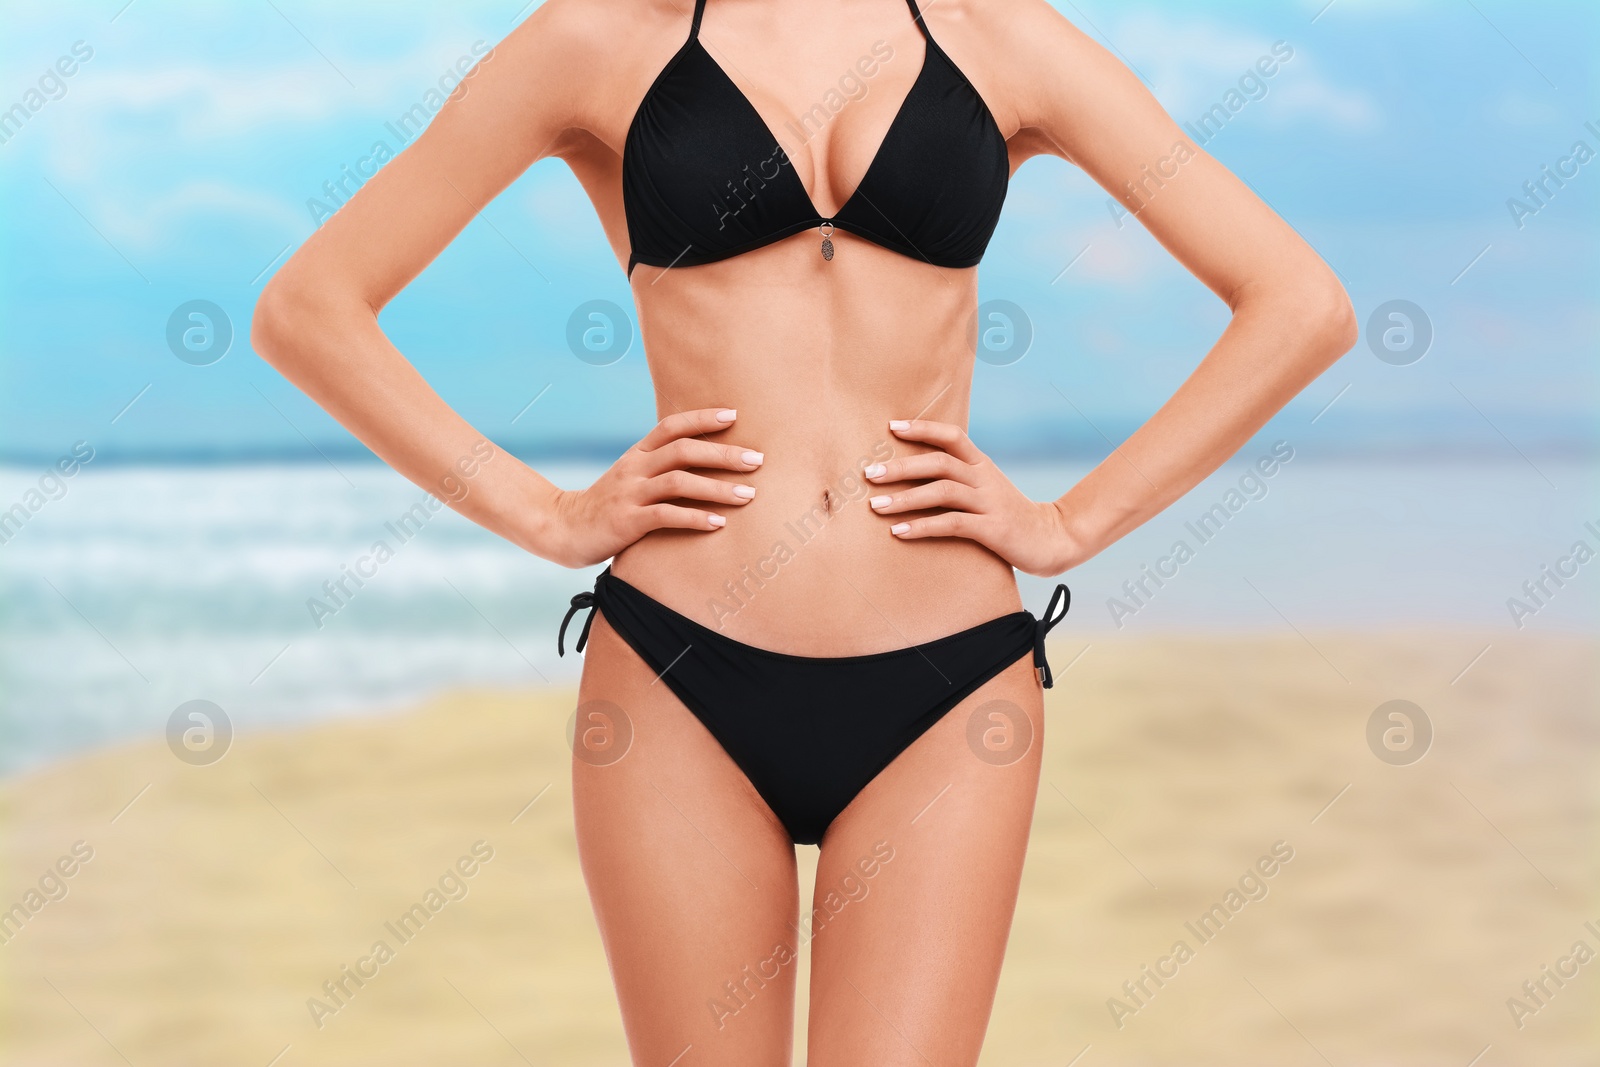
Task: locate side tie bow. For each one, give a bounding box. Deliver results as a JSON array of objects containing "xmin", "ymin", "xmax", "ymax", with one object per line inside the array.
[
  {"xmin": 1032, "ymin": 583, "xmax": 1072, "ymax": 689},
  {"xmin": 558, "ymin": 590, "xmax": 598, "ymax": 657}
]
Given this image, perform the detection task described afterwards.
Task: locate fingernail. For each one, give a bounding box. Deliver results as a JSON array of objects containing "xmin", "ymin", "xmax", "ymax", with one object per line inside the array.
[
  {"xmin": 742, "ymin": 450, "xmax": 764, "ymax": 465},
  {"xmin": 716, "ymin": 409, "xmax": 737, "ymax": 422},
  {"xmin": 889, "ymin": 420, "xmax": 911, "ymax": 431},
  {"xmin": 870, "ymin": 495, "xmax": 891, "ymax": 509},
  {"xmin": 890, "ymin": 523, "xmax": 911, "ymax": 535},
  {"xmin": 734, "ymin": 485, "xmax": 756, "ymax": 499},
  {"xmin": 708, "ymin": 514, "xmax": 727, "ymax": 527},
  {"xmin": 863, "ymin": 463, "xmax": 886, "ymax": 478}
]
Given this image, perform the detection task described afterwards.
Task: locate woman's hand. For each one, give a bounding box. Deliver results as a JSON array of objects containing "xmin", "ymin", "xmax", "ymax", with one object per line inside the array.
[
  {"xmin": 863, "ymin": 419, "xmax": 1076, "ymax": 577},
  {"xmin": 538, "ymin": 408, "xmax": 763, "ymax": 568}
]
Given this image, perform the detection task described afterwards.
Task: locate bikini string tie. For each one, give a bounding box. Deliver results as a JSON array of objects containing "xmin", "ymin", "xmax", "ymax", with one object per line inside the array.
[
  {"xmin": 558, "ymin": 589, "xmax": 599, "ymax": 657},
  {"xmin": 1032, "ymin": 583, "xmax": 1072, "ymax": 689}
]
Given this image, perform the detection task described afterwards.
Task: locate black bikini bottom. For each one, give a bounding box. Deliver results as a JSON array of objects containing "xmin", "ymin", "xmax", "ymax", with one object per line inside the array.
[{"xmin": 558, "ymin": 566, "xmax": 1070, "ymax": 845}]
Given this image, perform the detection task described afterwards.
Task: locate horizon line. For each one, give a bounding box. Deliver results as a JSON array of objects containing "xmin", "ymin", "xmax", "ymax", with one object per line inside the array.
[{"xmin": 0, "ymin": 439, "xmax": 1595, "ymax": 468}]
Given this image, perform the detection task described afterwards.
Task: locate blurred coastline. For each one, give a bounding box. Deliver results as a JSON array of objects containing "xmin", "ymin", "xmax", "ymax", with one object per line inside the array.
[{"xmin": 2, "ymin": 455, "xmax": 1597, "ymax": 776}]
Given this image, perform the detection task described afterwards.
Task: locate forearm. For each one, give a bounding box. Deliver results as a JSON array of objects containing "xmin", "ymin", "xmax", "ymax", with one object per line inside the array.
[
  {"xmin": 252, "ymin": 282, "xmax": 563, "ymax": 559},
  {"xmin": 1053, "ymin": 279, "xmax": 1356, "ymax": 569}
]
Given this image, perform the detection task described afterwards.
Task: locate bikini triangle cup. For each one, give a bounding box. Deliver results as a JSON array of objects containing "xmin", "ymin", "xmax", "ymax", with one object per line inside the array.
[{"xmin": 619, "ymin": 0, "xmax": 1011, "ymax": 277}]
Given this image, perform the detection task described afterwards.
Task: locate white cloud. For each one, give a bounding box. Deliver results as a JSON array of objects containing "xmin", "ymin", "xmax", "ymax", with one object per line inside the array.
[
  {"xmin": 88, "ymin": 179, "xmax": 306, "ymax": 253},
  {"xmin": 1488, "ymin": 88, "xmax": 1566, "ymax": 129},
  {"xmin": 1264, "ymin": 77, "xmax": 1377, "ymax": 130},
  {"xmin": 15, "ymin": 32, "xmax": 501, "ymax": 258},
  {"xmin": 1000, "ymin": 167, "xmax": 1176, "ymax": 289},
  {"xmin": 1109, "ymin": 13, "xmax": 1378, "ymax": 134},
  {"xmin": 76, "ymin": 62, "xmax": 348, "ymax": 136},
  {"xmin": 69, "ymin": 43, "xmax": 495, "ymax": 142}
]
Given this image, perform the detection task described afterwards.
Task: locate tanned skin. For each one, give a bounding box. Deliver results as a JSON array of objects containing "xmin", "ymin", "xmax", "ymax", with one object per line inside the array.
[{"xmin": 252, "ymin": 0, "xmax": 1355, "ymax": 1061}]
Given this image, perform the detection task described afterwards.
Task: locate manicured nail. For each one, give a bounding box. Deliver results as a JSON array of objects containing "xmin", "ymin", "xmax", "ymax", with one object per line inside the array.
[
  {"xmin": 716, "ymin": 409, "xmax": 737, "ymax": 422},
  {"xmin": 890, "ymin": 522, "xmax": 911, "ymax": 535},
  {"xmin": 734, "ymin": 485, "xmax": 756, "ymax": 499},
  {"xmin": 889, "ymin": 420, "xmax": 911, "ymax": 431},
  {"xmin": 863, "ymin": 463, "xmax": 886, "ymax": 478},
  {"xmin": 742, "ymin": 450, "xmax": 764, "ymax": 465},
  {"xmin": 870, "ymin": 495, "xmax": 891, "ymax": 509},
  {"xmin": 708, "ymin": 514, "xmax": 727, "ymax": 527}
]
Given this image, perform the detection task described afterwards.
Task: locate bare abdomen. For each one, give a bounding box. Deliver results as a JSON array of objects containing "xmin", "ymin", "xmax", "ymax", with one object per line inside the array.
[{"xmin": 612, "ymin": 234, "xmax": 1023, "ymax": 654}]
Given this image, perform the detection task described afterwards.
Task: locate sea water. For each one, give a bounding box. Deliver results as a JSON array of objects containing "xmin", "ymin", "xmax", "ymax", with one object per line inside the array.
[{"xmin": 1, "ymin": 457, "xmax": 1593, "ymax": 774}]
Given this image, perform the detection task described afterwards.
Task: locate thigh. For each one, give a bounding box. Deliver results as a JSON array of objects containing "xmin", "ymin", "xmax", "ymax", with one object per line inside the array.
[
  {"xmin": 572, "ymin": 611, "xmax": 800, "ymax": 1066},
  {"xmin": 805, "ymin": 653, "xmax": 1044, "ymax": 1067}
]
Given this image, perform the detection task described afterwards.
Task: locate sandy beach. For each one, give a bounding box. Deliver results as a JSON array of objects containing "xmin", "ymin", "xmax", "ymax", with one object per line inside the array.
[{"xmin": 3, "ymin": 629, "xmax": 1595, "ymax": 1066}]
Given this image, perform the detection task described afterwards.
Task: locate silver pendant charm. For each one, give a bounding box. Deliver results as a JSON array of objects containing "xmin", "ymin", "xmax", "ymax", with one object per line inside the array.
[{"xmin": 820, "ymin": 221, "xmax": 835, "ymax": 261}]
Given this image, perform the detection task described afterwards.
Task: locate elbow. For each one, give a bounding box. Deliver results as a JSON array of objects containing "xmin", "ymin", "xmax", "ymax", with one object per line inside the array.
[
  {"xmin": 251, "ymin": 268, "xmax": 370, "ymax": 372},
  {"xmin": 1313, "ymin": 273, "xmax": 1359, "ymax": 358},
  {"xmin": 1229, "ymin": 264, "xmax": 1358, "ymax": 359},
  {"xmin": 251, "ymin": 273, "xmax": 300, "ymax": 370},
  {"xmin": 1246, "ymin": 267, "xmax": 1357, "ymax": 363}
]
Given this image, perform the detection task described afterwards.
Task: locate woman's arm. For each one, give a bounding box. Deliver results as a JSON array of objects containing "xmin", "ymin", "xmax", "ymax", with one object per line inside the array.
[
  {"xmin": 253, "ymin": 5, "xmax": 584, "ymax": 557},
  {"xmin": 868, "ymin": 0, "xmax": 1357, "ymax": 575},
  {"xmin": 1008, "ymin": 2, "xmax": 1356, "ymax": 568},
  {"xmin": 251, "ymin": 0, "xmax": 760, "ymax": 567}
]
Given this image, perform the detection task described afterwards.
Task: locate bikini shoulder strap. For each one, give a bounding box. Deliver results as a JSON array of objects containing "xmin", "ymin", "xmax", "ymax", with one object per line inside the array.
[
  {"xmin": 689, "ymin": 0, "xmax": 708, "ymax": 39},
  {"xmin": 903, "ymin": 0, "xmax": 933, "ymax": 40}
]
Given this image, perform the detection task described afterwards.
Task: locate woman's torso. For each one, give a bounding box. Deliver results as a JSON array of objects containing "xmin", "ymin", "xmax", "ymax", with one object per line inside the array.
[{"xmin": 564, "ymin": 0, "xmax": 1023, "ymax": 654}]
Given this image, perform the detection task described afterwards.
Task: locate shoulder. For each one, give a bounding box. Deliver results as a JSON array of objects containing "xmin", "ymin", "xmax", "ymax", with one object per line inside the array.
[
  {"xmin": 915, "ymin": 0, "xmax": 1089, "ymax": 132},
  {"xmin": 499, "ymin": 0, "xmax": 695, "ymax": 75},
  {"xmin": 490, "ymin": 0, "xmax": 697, "ymax": 127},
  {"xmin": 926, "ymin": 0, "xmax": 1091, "ymax": 56},
  {"xmin": 923, "ymin": 0, "xmax": 1142, "ymax": 139}
]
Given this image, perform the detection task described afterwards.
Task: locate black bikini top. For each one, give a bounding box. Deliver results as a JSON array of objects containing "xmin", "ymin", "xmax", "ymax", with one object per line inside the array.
[{"xmin": 622, "ymin": 0, "xmax": 1010, "ymax": 278}]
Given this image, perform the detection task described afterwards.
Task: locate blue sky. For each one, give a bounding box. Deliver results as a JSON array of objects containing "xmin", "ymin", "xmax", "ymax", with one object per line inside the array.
[{"xmin": 0, "ymin": 0, "xmax": 1595, "ymax": 462}]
